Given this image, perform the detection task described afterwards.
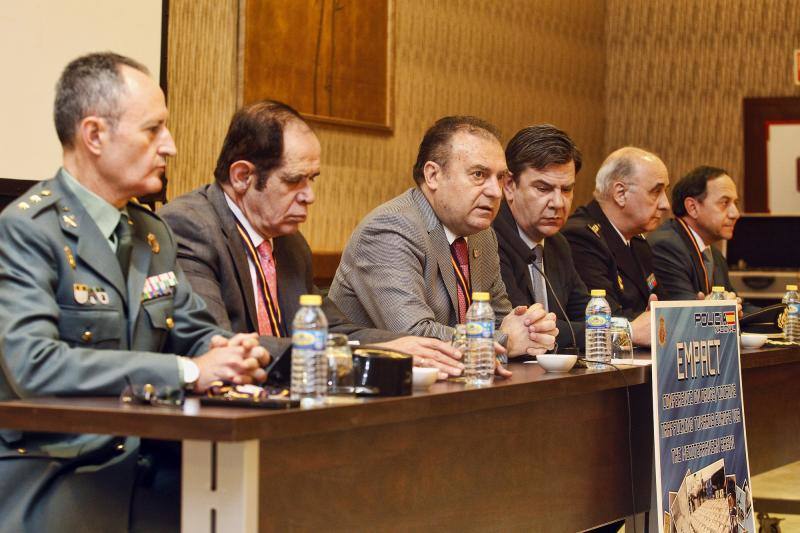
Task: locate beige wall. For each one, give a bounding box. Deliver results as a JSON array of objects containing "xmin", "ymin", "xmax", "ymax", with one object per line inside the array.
[
  {"xmin": 166, "ymin": 0, "xmax": 607, "ymax": 251},
  {"xmin": 0, "ymin": 0, "xmax": 163, "ymax": 181},
  {"xmin": 605, "ymin": 0, "xmax": 800, "ymax": 208}
]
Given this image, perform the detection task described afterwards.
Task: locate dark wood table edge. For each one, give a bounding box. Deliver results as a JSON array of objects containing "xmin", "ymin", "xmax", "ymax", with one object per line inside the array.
[
  {"xmin": 0, "ymin": 346, "xmax": 794, "ymax": 442},
  {"xmin": 0, "ymin": 364, "xmax": 648, "ymax": 442}
]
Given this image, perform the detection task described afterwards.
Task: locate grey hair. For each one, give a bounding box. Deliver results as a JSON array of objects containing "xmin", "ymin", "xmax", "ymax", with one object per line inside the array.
[
  {"xmin": 54, "ymin": 52, "xmax": 149, "ymax": 148},
  {"xmin": 594, "ymin": 146, "xmax": 657, "ymax": 200}
]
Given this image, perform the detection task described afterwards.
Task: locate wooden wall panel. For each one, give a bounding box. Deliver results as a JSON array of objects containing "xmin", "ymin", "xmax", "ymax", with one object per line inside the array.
[
  {"xmin": 605, "ymin": 0, "xmax": 800, "ymax": 210},
  {"xmin": 165, "ymin": 0, "xmax": 240, "ymax": 201},
  {"xmin": 243, "ymin": 0, "xmax": 391, "ymax": 128},
  {"xmin": 166, "ymin": 0, "xmax": 606, "ymax": 251},
  {"xmin": 306, "ymin": 0, "xmax": 606, "ymax": 251}
]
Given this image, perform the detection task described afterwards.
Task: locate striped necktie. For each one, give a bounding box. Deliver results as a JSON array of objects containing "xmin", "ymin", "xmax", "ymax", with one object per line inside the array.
[
  {"xmin": 450, "ymin": 237, "xmax": 470, "ymax": 324},
  {"xmin": 529, "ymin": 244, "xmax": 548, "ymax": 312},
  {"xmin": 255, "ymin": 240, "xmax": 278, "ymax": 336}
]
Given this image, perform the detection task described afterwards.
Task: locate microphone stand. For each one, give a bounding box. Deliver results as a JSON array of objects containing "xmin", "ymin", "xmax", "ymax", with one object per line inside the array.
[{"xmin": 529, "ymin": 260, "xmax": 580, "ymax": 356}]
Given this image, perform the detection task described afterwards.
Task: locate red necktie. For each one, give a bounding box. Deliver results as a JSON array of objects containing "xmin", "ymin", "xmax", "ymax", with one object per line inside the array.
[
  {"xmin": 450, "ymin": 237, "xmax": 470, "ymax": 324},
  {"xmin": 255, "ymin": 240, "xmax": 277, "ymax": 336}
]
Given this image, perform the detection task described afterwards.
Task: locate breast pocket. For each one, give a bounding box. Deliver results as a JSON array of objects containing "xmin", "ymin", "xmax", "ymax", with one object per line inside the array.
[
  {"xmin": 58, "ymin": 307, "xmax": 125, "ymax": 349},
  {"xmin": 140, "ymin": 297, "xmax": 176, "ymax": 352}
]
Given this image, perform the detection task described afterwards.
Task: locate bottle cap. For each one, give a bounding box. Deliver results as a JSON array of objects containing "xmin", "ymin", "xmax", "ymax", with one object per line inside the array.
[
  {"xmin": 711, "ymin": 286, "xmax": 725, "ymax": 292},
  {"xmin": 299, "ymin": 294, "xmax": 322, "ymax": 306},
  {"xmin": 787, "ymin": 284, "xmax": 798, "ymax": 291},
  {"xmin": 471, "ymin": 291, "xmax": 490, "ymax": 301},
  {"xmin": 590, "ymin": 289, "xmax": 606, "ymax": 297}
]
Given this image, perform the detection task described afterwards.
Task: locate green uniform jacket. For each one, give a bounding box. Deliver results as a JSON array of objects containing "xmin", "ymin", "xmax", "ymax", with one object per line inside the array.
[{"xmin": 0, "ymin": 170, "xmax": 225, "ymax": 533}]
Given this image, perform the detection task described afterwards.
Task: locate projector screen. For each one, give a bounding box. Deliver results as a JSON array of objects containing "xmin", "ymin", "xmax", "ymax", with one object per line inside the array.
[{"xmin": 0, "ymin": 0, "xmax": 165, "ymax": 181}]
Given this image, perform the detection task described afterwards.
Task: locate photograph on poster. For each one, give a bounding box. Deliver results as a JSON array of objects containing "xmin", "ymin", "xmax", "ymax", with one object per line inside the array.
[
  {"xmin": 664, "ymin": 459, "xmax": 751, "ymax": 533},
  {"xmin": 736, "ymin": 485, "xmax": 751, "ymax": 531}
]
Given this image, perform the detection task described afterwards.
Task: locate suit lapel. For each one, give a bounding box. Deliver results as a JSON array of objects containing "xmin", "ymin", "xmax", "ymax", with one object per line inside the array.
[
  {"xmin": 433, "ymin": 226, "xmax": 460, "ymax": 315},
  {"xmin": 412, "ymin": 188, "xmax": 459, "ymax": 316},
  {"xmin": 467, "ymin": 237, "xmax": 481, "ymax": 291},
  {"xmin": 495, "ymin": 201, "xmax": 536, "ymax": 302},
  {"xmin": 273, "ymin": 236, "xmax": 299, "ymax": 337},
  {"xmin": 673, "ymin": 218, "xmax": 707, "ymax": 292},
  {"xmin": 542, "ymin": 238, "xmax": 562, "ymax": 309},
  {"xmin": 207, "ymin": 184, "xmax": 260, "ymax": 331},
  {"xmin": 630, "ymin": 236, "xmax": 654, "ymax": 298},
  {"xmin": 590, "ymin": 201, "xmax": 649, "ymax": 300},
  {"xmin": 711, "ymin": 248, "xmax": 728, "ymax": 287},
  {"xmin": 53, "ymin": 173, "xmax": 128, "ymax": 301}
]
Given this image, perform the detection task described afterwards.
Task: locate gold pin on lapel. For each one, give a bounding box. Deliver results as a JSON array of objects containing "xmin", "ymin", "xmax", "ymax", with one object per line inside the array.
[
  {"xmin": 17, "ymin": 201, "xmax": 29, "ymax": 210},
  {"xmin": 64, "ymin": 246, "xmax": 76, "ymax": 269},
  {"xmin": 617, "ymin": 274, "xmax": 625, "ymax": 291},
  {"xmin": 473, "ymin": 248, "xmax": 481, "ymax": 258},
  {"xmin": 29, "ymin": 194, "xmax": 42, "ymax": 204},
  {"xmin": 147, "ymin": 233, "xmax": 160, "ymax": 254},
  {"xmin": 62, "ymin": 215, "xmax": 78, "ymax": 228},
  {"xmin": 589, "ymin": 223, "xmax": 601, "ymax": 236}
]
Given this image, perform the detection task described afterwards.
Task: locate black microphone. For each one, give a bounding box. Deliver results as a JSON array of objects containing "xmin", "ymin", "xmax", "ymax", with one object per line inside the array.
[{"xmin": 529, "ymin": 260, "xmax": 580, "ymax": 355}]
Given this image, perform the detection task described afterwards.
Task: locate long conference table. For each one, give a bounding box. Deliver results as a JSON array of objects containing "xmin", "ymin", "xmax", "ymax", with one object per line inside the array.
[{"xmin": 0, "ymin": 345, "xmax": 797, "ymax": 532}]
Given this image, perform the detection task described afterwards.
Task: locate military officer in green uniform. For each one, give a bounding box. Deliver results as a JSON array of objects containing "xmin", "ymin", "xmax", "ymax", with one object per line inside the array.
[{"xmin": 0, "ymin": 52, "xmax": 269, "ymax": 532}]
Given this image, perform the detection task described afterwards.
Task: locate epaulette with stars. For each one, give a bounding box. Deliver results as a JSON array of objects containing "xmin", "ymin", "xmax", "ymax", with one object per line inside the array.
[{"xmin": 15, "ymin": 188, "xmax": 58, "ymax": 217}]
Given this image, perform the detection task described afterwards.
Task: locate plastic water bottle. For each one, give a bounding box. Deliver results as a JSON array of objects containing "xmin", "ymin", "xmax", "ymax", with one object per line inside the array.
[
  {"xmin": 291, "ymin": 294, "xmax": 328, "ymax": 405},
  {"xmin": 585, "ymin": 289, "xmax": 611, "ymax": 369},
  {"xmin": 782, "ymin": 284, "xmax": 800, "ymax": 342},
  {"xmin": 709, "ymin": 286, "xmax": 726, "ymax": 300},
  {"xmin": 464, "ymin": 292, "xmax": 495, "ymax": 387}
]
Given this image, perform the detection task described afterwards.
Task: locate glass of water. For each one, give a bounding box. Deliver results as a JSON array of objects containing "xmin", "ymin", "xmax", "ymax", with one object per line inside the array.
[
  {"xmin": 610, "ymin": 317, "xmax": 634, "ymax": 360},
  {"xmin": 326, "ymin": 333, "xmax": 353, "ymax": 394},
  {"xmin": 448, "ymin": 324, "xmax": 468, "ymax": 382}
]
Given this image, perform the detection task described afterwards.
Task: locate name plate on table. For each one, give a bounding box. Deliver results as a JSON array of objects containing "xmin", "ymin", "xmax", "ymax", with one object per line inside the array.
[{"xmin": 650, "ymin": 301, "xmax": 755, "ymax": 533}]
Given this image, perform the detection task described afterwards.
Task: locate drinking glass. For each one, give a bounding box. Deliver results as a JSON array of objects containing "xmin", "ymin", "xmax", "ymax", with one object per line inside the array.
[
  {"xmin": 326, "ymin": 333, "xmax": 353, "ymax": 394},
  {"xmin": 449, "ymin": 324, "xmax": 468, "ymax": 382},
  {"xmin": 610, "ymin": 317, "xmax": 634, "ymax": 360}
]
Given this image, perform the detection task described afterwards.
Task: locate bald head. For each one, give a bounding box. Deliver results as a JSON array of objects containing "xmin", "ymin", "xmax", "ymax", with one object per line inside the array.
[
  {"xmin": 595, "ymin": 147, "xmax": 665, "ymax": 199},
  {"xmin": 594, "ymin": 146, "xmax": 670, "ymax": 238}
]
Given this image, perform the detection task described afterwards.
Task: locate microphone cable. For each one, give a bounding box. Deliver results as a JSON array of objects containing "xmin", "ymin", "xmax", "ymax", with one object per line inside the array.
[
  {"xmin": 528, "ymin": 261, "xmax": 641, "ymax": 532},
  {"xmin": 529, "ymin": 260, "xmax": 579, "ymax": 355},
  {"xmin": 580, "ymin": 359, "xmax": 641, "ymax": 533}
]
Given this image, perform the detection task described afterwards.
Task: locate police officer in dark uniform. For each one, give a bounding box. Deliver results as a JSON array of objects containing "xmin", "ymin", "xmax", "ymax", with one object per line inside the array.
[{"xmin": 562, "ymin": 147, "xmax": 670, "ymax": 331}]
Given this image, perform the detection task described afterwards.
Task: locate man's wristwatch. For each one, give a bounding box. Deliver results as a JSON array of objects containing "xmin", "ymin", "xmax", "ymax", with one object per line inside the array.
[{"xmin": 179, "ymin": 356, "xmax": 200, "ymax": 391}]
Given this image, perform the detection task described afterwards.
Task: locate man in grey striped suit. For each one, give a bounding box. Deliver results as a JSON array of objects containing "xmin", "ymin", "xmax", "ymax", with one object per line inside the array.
[{"xmin": 329, "ymin": 116, "xmax": 558, "ymax": 364}]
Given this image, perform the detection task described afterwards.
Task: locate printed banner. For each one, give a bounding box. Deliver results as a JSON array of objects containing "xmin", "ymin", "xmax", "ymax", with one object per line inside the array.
[{"xmin": 651, "ymin": 301, "xmax": 754, "ymax": 533}]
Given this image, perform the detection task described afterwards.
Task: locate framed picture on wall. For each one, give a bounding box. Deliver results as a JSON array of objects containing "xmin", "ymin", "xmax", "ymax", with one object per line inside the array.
[
  {"xmin": 743, "ymin": 97, "xmax": 800, "ymax": 213},
  {"xmin": 240, "ymin": 0, "xmax": 394, "ymax": 132}
]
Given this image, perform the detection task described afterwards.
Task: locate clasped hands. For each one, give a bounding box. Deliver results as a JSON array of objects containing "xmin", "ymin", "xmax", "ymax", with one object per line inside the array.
[
  {"xmin": 192, "ymin": 333, "xmax": 271, "ymax": 393},
  {"xmin": 399, "ymin": 304, "xmax": 558, "ymax": 380},
  {"xmin": 190, "ymin": 305, "xmax": 561, "ymax": 391},
  {"xmin": 501, "ymin": 303, "xmax": 558, "ymax": 358}
]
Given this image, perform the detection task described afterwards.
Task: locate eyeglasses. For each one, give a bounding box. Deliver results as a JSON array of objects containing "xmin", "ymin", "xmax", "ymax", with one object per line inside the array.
[{"xmin": 120, "ymin": 376, "xmax": 185, "ymax": 406}]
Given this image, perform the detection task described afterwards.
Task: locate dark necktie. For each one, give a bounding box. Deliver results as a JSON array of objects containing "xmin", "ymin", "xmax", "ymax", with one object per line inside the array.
[
  {"xmin": 115, "ymin": 213, "xmax": 133, "ymax": 279},
  {"xmin": 450, "ymin": 237, "xmax": 470, "ymax": 324},
  {"xmin": 529, "ymin": 244, "xmax": 548, "ymax": 312},
  {"xmin": 702, "ymin": 247, "xmax": 715, "ymax": 289}
]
